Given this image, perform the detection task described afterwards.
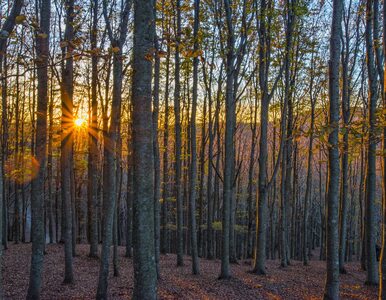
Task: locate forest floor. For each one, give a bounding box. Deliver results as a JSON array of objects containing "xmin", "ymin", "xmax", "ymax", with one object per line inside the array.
[{"xmin": 3, "ymin": 243, "xmax": 377, "ymax": 299}]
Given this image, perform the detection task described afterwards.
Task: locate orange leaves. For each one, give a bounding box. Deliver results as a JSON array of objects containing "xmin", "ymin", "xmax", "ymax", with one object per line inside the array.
[
  {"xmin": 144, "ymin": 53, "xmax": 153, "ymax": 61},
  {"xmin": 182, "ymin": 49, "xmax": 203, "ymax": 58},
  {"xmin": 110, "ymin": 46, "xmax": 120, "ymax": 53}
]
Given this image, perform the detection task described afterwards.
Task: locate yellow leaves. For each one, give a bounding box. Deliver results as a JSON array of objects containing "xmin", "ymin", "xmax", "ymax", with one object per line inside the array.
[
  {"xmin": 15, "ymin": 15, "xmax": 26, "ymax": 24},
  {"xmin": 144, "ymin": 48, "xmax": 158, "ymax": 61},
  {"xmin": 110, "ymin": 46, "xmax": 120, "ymax": 53},
  {"xmin": 86, "ymin": 47, "xmax": 101, "ymax": 56},
  {"xmin": 37, "ymin": 33, "xmax": 48, "ymax": 39},
  {"xmin": 157, "ymin": 50, "xmax": 168, "ymax": 58},
  {"xmin": 4, "ymin": 152, "xmax": 40, "ymax": 184},
  {"xmin": 183, "ymin": 49, "xmax": 203, "ymax": 58}
]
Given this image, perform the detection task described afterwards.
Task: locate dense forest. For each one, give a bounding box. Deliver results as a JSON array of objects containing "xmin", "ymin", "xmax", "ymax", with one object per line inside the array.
[{"xmin": 0, "ymin": 0, "xmax": 385, "ymax": 299}]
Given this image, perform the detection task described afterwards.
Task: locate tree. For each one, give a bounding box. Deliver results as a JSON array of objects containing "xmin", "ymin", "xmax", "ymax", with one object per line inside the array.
[
  {"xmin": 379, "ymin": 0, "xmax": 386, "ymax": 294},
  {"xmin": 280, "ymin": 0, "xmax": 296, "ymax": 268},
  {"xmin": 87, "ymin": 0, "xmax": 99, "ymax": 259},
  {"xmin": 339, "ymin": 0, "xmax": 360, "ymax": 274},
  {"xmin": 220, "ymin": 0, "xmax": 236, "ymax": 279},
  {"xmin": 188, "ymin": 0, "xmax": 200, "ymax": 275},
  {"xmin": 253, "ymin": 0, "xmax": 284, "ymax": 274},
  {"xmin": 97, "ymin": 0, "xmax": 131, "ymax": 297},
  {"xmin": 323, "ymin": 0, "xmax": 343, "ymax": 297},
  {"xmin": 61, "ymin": 0, "xmax": 75, "ymax": 284},
  {"xmin": 27, "ymin": 0, "xmax": 49, "ymax": 297},
  {"xmin": 364, "ymin": 0, "xmax": 379, "ymax": 286},
  {"xmin": 174, "ymin": 0, "xmax": 184, "ymax": 267},
  {"xmin": 153, "ymin": 0, "xmax": 161, "ymax": 277},
  {"xmin": 131, "ymin": 0, "xmax": 157, "ymax": 298}
]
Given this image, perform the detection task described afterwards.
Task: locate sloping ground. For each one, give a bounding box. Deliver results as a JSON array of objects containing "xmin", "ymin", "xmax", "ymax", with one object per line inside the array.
[{"xmin": 3, "ymin": 244, "xmax": 377, "ymax": 299}]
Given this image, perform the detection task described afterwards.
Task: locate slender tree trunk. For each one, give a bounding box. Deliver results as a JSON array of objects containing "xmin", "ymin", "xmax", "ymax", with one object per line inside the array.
[
  {"xmin": 204, "ymin": 51, "xmax": 218, "ymax": 260},
  {"xmin": 97, "ymin": 2, "xmax": 131, "ymax": 297},
  {"xmin": 379, "ymin": 0, "xmax": 386, "ymax": 295},
  {"xmin": 174, "ymin": 0, "xmax": 184, "ymax": 267},
  {"xmin": 126, "ymin": 114, "xmax": 133, "ymax": 258},
  {"xmin": 303, "ymin": 105, "xmax": 314, "ymax": 266},
  {"xmin": 132, "ymin": 0, "xmax": 157, "ymax": 298},
  {"xmin": 339, "ymin": 2, "xmax": 356, "ymax": 273},
  {"xmin": 220, "ymin": 0, "xmax": 236, "ymax": 279},
  {"xmin": 365, "ymin": 0, "xmax": 379, "ymax": 286},
  {"xmin": 323, "ymin": 0, "xmax": 342, "ymax": 297},
  {"xmin": 61, "ymin": 0, "xmax": 75, "ymax": 284},
  {"xmin": 87, "ymin": 0, "xmax": 99, "ymax": 259},
  {"xmin": 254, "ymin": 0, "xmax": 278, "ymax": 274},
  {"xmin": 153, "ymin": 4, "xmax": 161, "ymax": 277},
  {"xmin": 27, "ymin": 0, "xmax": 49, "ymax": 297},
  {"xmin": 14, "ymin": 61, "xmax": 20, "ymax": 245},
  {"xmin": 247, "ymin": 88, "xmax": 257, "ymax": 259},
  {"xmin": 48, "ymin": 74, "xmax": 54, "ymax": 244},
  {"xmin": 161, "ymin": 42, "xmax": 171, "ymax": 255},
  {"xmin": 188, "ymin": 0, "xmax": 200, "ymax": 275},
  {"xmin": 1, "ymin": 55, "xmax": 8, "ymax": 250}
]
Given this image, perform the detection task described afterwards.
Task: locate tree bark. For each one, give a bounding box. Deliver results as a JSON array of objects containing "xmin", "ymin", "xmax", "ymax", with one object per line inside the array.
[
  {"xmin": 188, "ymin": 0, "xmax": 200, "ymax": 275},
  {"xmin": 365, "ymin": 0, "xmax": 379, "ymax": 286},
  {"xmin": 27, "ymin": 0, "xmax": 49, "ymax": 297},
  {"xmin": 87, "ymin": 0, "xmax": 99, "ymax": 259},
  {"xmin": 153, "ymin": 1, "xmax": 161, "ymax": 277},
  {"xmin": 323, "ymin": 0, "xmax": 343, "ymax": 297},
  {"xmin": 97, "ymin": 1, "xmax": 131, "ymax": 297},
  {"xmin": 61, "ymin": 0, "xmax": 75, "ymax": 285},
  {"xmin": 220, "ymin": 0, "xmax": 236, "ymax": 279},
  {"xmin": 174, "ymin": 0, "xmax": 184, "ymax": 267},
  {"xmin": 132, "ymin": 0, "xmax": 157, "ymax": 298},
  {"xmin": 380, "ymin": 0, "xmax": 386, "ymax": 294}
]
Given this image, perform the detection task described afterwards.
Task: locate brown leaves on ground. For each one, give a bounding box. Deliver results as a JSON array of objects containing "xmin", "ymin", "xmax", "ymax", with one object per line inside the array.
[{"xmin": 3, "ymin": 244, "xmax": 377, "ymax": 299}]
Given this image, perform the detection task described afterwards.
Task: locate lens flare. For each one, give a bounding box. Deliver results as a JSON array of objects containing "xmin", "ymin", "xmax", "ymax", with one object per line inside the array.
[{"xmin": 4, "ymin": 153, "xmax": 40, "ymax": 184}]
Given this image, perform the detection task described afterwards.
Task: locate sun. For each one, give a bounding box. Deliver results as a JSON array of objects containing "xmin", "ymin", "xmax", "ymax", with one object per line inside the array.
[{"xmin": 74, "ymin": 117, "xmax": 86, "ymax": 127}]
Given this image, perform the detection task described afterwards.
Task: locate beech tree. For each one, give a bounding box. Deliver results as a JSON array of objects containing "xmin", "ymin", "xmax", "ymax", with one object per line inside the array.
[
  {"xmin": 324, "ymin": 0, "xmax": 342, "ymax": 297},
  {"xmin": 131, "ymin": 0, "xmax": 157, "ymax": 298},
  {"xmin": 365, "ymin": 0, "xmax": 379, "ymax": 286},
  {"xmin": 1, "ymin": 0, "xmax": 386, "ymax": 299},
  {"xmin": 27, "ymin": 0, "xmax": 49, "ymax": 297}
]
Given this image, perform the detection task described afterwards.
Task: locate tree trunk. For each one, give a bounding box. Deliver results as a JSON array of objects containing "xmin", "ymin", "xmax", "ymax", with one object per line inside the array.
[
  {"xmin": 97, "ymin": 1, "xmax": 131, "ymax": 297},
  {"xmin": 379, "ymin": 0, "xmax": 386, "ymax": 294},
  {"xmin": 365, "ymin": 0, "xmax": 379, "ymax": 286},
  {"xmin": 27, "ymin": 0, "xmax": 49, "ymax": 297},
  {"xmin": 220, "ymin": 0, "xmax": 236, "ymax": 279},
  {"xmin": 161, "ymin": 42, "xmax": 171, "ymax": 255},
  {"xmin": 61, "ymin": 0, "xmax": 75, "ymax": 285},
  {"xmin": 132, "ymin": 0, "xmax": 157, "ymax": 298},
  {"xmin": 188, "ymin": 0, "xmax": 200, "ymax": 275},
  {"xmin": 126, "ymin": 115, "xmax": 133, "ymax": 258},
  {"xmin": 174, "ymin": 0, "xmax": 184, "ymax": 267},
  {"xmin": 323, "ymin": 0, "xmax": 342, "ymax": 297},
  {"xmin": 153, "ymin": 4, "xmax": 161, "ymax": 277},
  {"xmin": 87, "ymin": 0, "xmax": 99, "ymax": 259}
]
